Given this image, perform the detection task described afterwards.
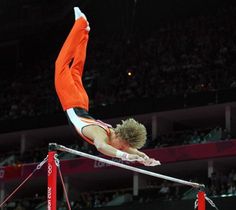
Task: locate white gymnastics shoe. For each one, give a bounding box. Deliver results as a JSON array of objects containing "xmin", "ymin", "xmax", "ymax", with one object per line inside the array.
[
  {"xmin": 74, "ymin": 7, "xmax": 87, "ymax": 21},
  {"xmin": 74, "ymin": 7, "xmax": 90, "ymax": 32}
]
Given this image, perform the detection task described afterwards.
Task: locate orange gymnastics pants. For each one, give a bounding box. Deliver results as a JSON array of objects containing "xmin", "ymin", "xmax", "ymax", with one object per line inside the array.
[{"xmin": 55, "ymin": 17, "xmax": 89, "ymax": 111}]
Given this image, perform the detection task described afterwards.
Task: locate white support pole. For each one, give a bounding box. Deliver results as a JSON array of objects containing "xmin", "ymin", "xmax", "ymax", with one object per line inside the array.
[
  {"xmin": 151, "ymin": 115, "xmax": 157, "ymax": 140},
  {"xmin": 133, "ymin": 172, "xmax": 139, "ymax": 196},
  {"xmin": 0, "ymin": 183, "xmax": 4, "ymax": 210},
  {"xmin": 51, "ymin": 143, "xmax": 204, "ymax": 189},
  {"xmin": 208, "ymin": 160, "xmax": 214, "ymax": 178},
  {"xmin": 20, "ymin": 133, "xmax": 26, "ymax": 155},
  {"xmin": 225, "ymin": 105, "xmax": 231, "ymax": 132}
]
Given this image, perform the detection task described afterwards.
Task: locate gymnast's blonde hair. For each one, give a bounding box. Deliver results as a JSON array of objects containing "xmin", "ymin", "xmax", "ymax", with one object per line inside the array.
[{"xmin": 114, "ymin": 118, "xmax": 147, "ymax": 149}]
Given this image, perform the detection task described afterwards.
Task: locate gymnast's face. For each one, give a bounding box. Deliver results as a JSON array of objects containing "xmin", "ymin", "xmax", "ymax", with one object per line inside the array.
[{"xmin": 112, "ymin": 133, "xmax": 130, "ymax": 150}]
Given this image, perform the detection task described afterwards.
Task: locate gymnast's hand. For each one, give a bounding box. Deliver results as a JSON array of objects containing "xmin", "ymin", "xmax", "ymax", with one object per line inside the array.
[
  {"xmin": 135, "ymin": 151, "xmax": 161, "ymax": 166},
  {"xmin": 141, "ymin": 158, "xmax": 161, "ymax": 166},
  {"xmin": 122, "ymin": 148, "xmax": 161, "ymax": 166},
  {"xmin": 125, "ymin": 154, "xmax": 145, "ymax": 162}
]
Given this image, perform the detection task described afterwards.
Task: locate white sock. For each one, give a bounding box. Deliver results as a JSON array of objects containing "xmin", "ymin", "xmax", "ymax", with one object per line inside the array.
[
  {"xmin": 74, "ymin": 7, "xmax": 90, "ymax": 31},
  {"xmin": 74, "ymin": 7, "xmax": 83, "ymax": 20}
]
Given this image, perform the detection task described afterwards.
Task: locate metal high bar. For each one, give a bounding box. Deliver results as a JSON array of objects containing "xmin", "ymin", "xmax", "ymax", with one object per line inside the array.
[{"xmin": 49, "ymin": 143, "xmax": 205, "ymax": 189}]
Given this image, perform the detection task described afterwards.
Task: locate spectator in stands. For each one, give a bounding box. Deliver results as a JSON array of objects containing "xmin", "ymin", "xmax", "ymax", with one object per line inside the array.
[
  {"xmin": 13, "ymin": 202, "xmax": 26, "ymax": 210},
  {"xmin": 58, "ymin": 202, "xmax": 67, "ymax": 210},
  {"xmin": 159, "ymin": 181, "xmax": 170, "ymax": 199},
  {"xmin": 229, "ymin": 169, "xmax": 236, "ymax": 185},
  {"xmin": 190, "ymin": 130, "xmax": 201, "ymax": 144},
  {"xmin": 222, "ymin": 128, "xmax": 231, "ymax": 141},
  {"xmin": 230, "ymin": 78, "xmax": 236, "ymax": 88},
  {"xmin": 227, "ymin": 182, "xmax": 236, "ymax": 195}
]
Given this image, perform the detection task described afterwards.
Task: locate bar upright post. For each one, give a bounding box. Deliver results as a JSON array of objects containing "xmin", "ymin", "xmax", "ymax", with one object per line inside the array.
[
  {"xmin": 48, "ymin": 146, "xmax": 57, "ymax": 210},
  {"xmin": 198, "ymin": 191, "xmax": 205, "ymax": 210}
]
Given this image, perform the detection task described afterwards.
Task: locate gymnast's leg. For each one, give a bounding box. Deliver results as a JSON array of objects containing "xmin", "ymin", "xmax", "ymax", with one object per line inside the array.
[{"xmin": 55, "ymin": 7, "xmax": 90, "ymax": 111}]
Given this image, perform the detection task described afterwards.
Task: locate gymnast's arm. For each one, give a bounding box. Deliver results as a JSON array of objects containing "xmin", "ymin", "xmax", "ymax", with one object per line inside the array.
[
  {"xmin": 124, "ymin": 147, "xmax": 161, "ymax": 166},
  {"xmin": 94, "ymin": 138, "xmax": 144, "ymax": 161}
]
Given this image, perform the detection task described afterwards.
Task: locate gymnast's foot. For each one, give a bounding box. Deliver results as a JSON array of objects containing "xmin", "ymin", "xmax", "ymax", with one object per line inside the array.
[{"xmin": 74, "ymin": 7, "xmax": 90, "ymax": 31}]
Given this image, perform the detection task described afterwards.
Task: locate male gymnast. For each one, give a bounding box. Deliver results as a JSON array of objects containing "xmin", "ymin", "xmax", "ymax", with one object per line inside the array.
[{"xmin": 55, "ymin": 7, "xmax": 160, "ymax": 166}]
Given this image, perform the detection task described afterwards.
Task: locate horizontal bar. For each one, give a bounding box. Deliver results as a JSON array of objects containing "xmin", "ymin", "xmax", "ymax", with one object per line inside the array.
[{"xmin": 50, "ymin": 143, "xmax": 205, "ymax": 189}]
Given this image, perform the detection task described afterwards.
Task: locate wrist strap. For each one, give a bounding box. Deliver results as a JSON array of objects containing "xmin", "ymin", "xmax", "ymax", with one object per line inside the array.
[{"xmin": 116, "ymin": 150, "xmax": 129, "ymax": 160}]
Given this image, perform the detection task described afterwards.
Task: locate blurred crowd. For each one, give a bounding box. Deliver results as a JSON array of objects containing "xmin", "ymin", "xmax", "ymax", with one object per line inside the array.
[
  {"xmin": 209, "ymin": 169, "xmax": 236, "ymax": 196},
  {"xmin": 148, "ymin": 126, "xmax": 231, "ymax": 148},
  {"xmin": 0, "ymin": 5, "xmax": 236, "ymax": 120},
  {"xmin": 3, "ymin": 169, "xmax": 235, "ymax": 210}
]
